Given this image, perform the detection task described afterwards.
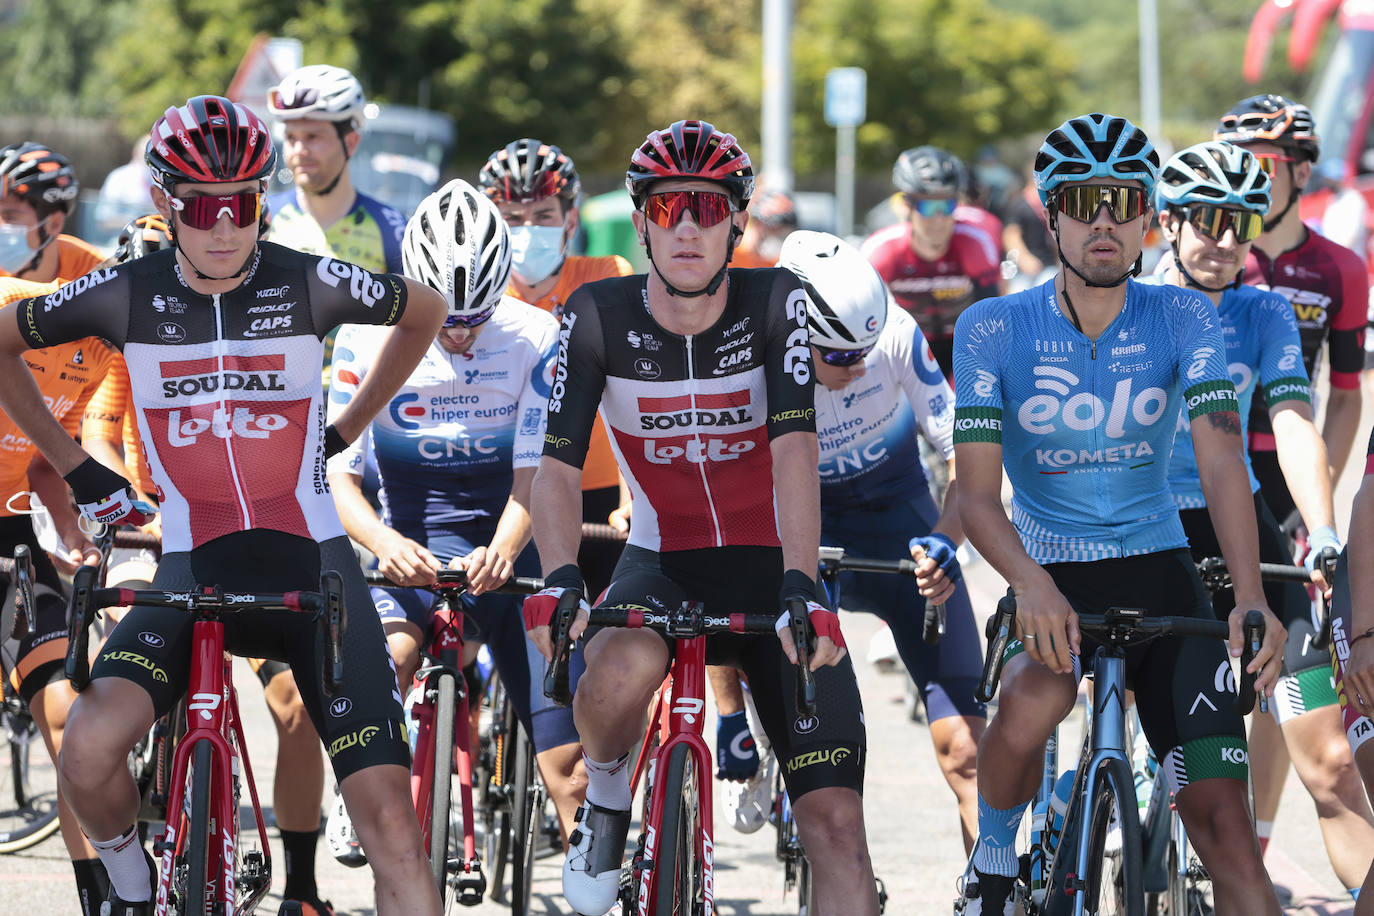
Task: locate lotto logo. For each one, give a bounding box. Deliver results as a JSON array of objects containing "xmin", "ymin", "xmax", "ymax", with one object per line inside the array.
[
  {"xmin": 166, "ymin": 407, "xmax": 288, "ymax": 446},
  {"xmin": 316, "ymin": 257, "xmax": 386, "ymax": 308}
]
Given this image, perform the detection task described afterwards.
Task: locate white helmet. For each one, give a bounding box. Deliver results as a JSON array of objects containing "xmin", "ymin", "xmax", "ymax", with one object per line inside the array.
[
  {"xmin": 777, "ymin": 230, "xmax": 888, "ymax": 351},
  {"xmin": 403, "ymin": 179, "xmax": 513, "ymax": 322},
  {"xmin": 267, "ymin": 65, "xmax": 367, "ymax": 133}
]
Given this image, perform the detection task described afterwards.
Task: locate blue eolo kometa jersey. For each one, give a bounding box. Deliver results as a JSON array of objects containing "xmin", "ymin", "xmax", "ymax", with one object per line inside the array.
[
  {"xmin": 816, "ymin": 300, "xmax": 954, "ymax": 510},
  {"xmin": 1137, "ymin": 278, "xmax": 1310, "ymax": 509},
  {"xmin": 952, "ymin": 278, "xmax": 1239, "ymax": 563},
  {"xmin": 326, "ymin": 296, "xmax": 558, "ymax": 536}
]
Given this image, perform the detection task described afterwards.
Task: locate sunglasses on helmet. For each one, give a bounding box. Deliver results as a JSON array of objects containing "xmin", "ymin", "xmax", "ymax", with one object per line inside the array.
[
  {"xmin": 1052, "ymin": 185, "xmax": 1147, "ymax": 225},
  {"xmin": 443, "ymin": 304, "xmax": 496, "ymax": 330},
  {"xmin": 643, "ymin": 190, "xmax": 736, "ymax": 229},
  {"xmin": 167, "ymin": 192, "xmax": 263, "ymax": 231},
  {"xmin": 1252, "ymin": 153, "xmax": 1295, "ymax": 176},
  {"xmin": 1184, "ymin": 204, "xmax": 1264, "ymax": 243},
  {"xmin": 815, "ymin": 343, "xmax": 873, "ymax": 367},
  {"xmin": 906, "ymin": 196, "xmax": 958, "ymax": 217},
  {"xmin": 267, "ymin": 86, "xmax": 320, "ymax": 112}
]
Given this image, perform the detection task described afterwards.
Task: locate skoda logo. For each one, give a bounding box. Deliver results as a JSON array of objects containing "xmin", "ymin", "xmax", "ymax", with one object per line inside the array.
[
  {"xmin": 156, "ymin": 322, "xmax": 186, "ymax": 342},
  {"xmin": 138, "ymin": 631, "xmax": 165, "ymax": 649},
  {"xmin": 793, "ymin": 715, "xmax": 819, "ymax": 734},
  {"xmin": 329, "ymin": 697, "xmax": 353, "ymax": 718},
  {"xmin": 634, "ymin": 358, "xmax": 661, "ymax": 380}
]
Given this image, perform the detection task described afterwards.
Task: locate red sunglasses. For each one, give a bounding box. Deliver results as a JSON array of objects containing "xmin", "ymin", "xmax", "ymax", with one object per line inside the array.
[
  {"xmin": 643, "ymin": 190, "xmax": 736, "ymax": 229},
  {"xmin": 168, "ymin": 192, "xmax": 263, "ymax": 231}
]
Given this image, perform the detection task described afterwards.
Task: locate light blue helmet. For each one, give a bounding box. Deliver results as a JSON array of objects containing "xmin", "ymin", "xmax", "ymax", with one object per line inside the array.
[
  {"xmin": 1034, "ymin": 113, "xmax": 1159, "ymax": 207},
  {"xmin": 1155, "ymin": 141, "xmax": 1270, "ymax": 215}
]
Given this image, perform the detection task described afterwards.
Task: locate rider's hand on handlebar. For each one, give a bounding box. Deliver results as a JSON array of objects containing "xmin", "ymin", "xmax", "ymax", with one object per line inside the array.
[
  {"xmin": 372, "ymin": 529, "xmax": 440, "ymax": 587},
  {"xmin": 454, "ymin": 544, "xmax": 513, "ymax": 595},
  {"xmin": 776, "ymin": 569, "xmax": 847, "ymax": 671},
  {"xmin": 1012, "ymin": 577, "xmax": 1080, "ymax": 676},
  {"xmin": 1228, "ymin": 603, "xmax": 1285, "ymax": 696},
  {"xmin": 1304, "ymin": 526, "xmax": 1341, "ymax": 596},
  {"xmin": 522, "ymin": 564, "xmax": 588, "ymax": 660},
  {"xmin": 909, "ymin": 533, "xmax": 961, "ymax": 605}
]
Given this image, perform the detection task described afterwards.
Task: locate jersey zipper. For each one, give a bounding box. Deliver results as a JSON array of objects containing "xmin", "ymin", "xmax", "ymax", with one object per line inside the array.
[
  {"xmin": 684, "ymin": 334, "xmax": 725, "ymax": 547},
  {"xmin": 211, "ymin": 293, "xmax": 254, "ymax": 529}
]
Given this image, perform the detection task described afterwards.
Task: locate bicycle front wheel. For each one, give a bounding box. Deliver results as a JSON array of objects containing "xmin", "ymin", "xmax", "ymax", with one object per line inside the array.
[
  {"xmin": 509, "ymin": 718, "xmax": 540, "ymax": 916},
  {"xmin": 428, "ymin": 671, "xmax": 458, "ymax": 898},
  {"xmin": 654, "ymin": 743, "xmax": 704, "ymax": 916},
  {"xmin": 481, "ymin": 676, "xmax": 516, "ymax": 902},
  {"xmin": 0, "ymin": 705, "xmax": 60, "ymax": 853},
  {"xmin": 1082, "ymin": 757, "xmax": 1144, "ymax": 916},
  {"xmin": 172, "ymin": 739, "xmax": 214, "ymax": 916}
]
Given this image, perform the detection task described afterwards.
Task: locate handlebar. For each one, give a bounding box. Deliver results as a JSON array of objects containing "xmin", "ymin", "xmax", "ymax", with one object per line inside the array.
[
  {"xmin": 0, "ymin": 546, "xmax": 36, "ymax": 640},
  {"xmin": 363, "ymin": 568, "xmax": 545, "ymax": 595},
  {"xmin": 816, "ymin": 545, "xmax": 944, "ymax": 645},
  {"xmin": 1198, "ymin": 552, "xmax": 1338, "ymax": 655},
  {"xmin": 974, "ymin": 592, "xmax": 1265, "ymax": 714},
  {"xmin": 64, "ymin": 570, "xmax": 348, "ymax": 697}
]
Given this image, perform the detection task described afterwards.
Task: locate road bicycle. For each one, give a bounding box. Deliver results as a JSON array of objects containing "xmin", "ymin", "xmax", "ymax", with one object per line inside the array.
[
  {"xmin": 65, "ymin": 566, "xmax": 346, "ymax": 916},
  {"xmin": 364, "ymin": 567, "xmax": 545, "ymax": 912},
  {"xmin": 546, "ymin": 591, "xmax": 818, "ymax": 916},
  {"xmin": 959, "ymin": 593, "xmax": 1264, "ymax": 916}
]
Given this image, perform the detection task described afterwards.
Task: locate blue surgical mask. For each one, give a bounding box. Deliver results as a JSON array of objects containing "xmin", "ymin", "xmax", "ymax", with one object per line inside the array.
[
  {"xmin": 509, "ymin": 224, "xmax": 566, "ymax": 285},
  {"xmin": 0, "ymin": 222, "xmax": 38, "ymax": 275}
]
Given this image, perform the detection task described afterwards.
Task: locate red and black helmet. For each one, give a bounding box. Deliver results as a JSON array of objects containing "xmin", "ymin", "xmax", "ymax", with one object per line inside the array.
[
  {"xmin": 626, "ymin": 120, "xmax": 754, "ymax": 210},
  {"xmin": 0, "ymin": 142, "xmax": 79, "ymax": 216},
  {"xmin": 1215, "ymin": 94, "xmax": 1320, "ymax": 162},
  {"xmin": 145, "ymin": 95, "xmax": 277, "ymax": 191},
  {"xmin": 479, "ymin": 139, "xmax": 581, "ymax": 207}
]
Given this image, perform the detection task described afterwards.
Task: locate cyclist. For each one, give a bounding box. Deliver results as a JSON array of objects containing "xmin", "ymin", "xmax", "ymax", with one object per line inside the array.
[
  {"xmin": 861, "ymin": 145, "xmax": 1001, "ymax": 380},
  {"xmin": 731, "ymin": 187, "xmax": 799, "ymax": 268},
  {"xmin": 1328, "ymin": 428, "xmax": 1374, "ymax": 913},
  {"xmin": 0, "ymin": 95, "xmax": 447, "ymax": 916},
  {"xmin": 522, "ymin": 119, "xmax": 879, "ymax": 916},
  {"xmin": 781, "ymin": 229, "xmax": 985, "ymax": 851},
  {"xmin": 1149, "ymin": 140, "xmax": 1374, "ymax": 897},
  {"xmin": 477, "ymin": 138, "xmax": 633, "ymax": 599},
  {"xmin": 1213, "ymin": 92, "xmax": 1369, "ymax": 857},
  {"xmin": 326, "ymin": 178, "xmax": 589, "ymax": 841},
  {"xmin": 951, "ymin": 113, "xmax": 1285, "ymax": 915}
]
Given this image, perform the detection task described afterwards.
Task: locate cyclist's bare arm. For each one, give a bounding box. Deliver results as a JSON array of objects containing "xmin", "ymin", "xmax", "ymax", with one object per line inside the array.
[
  {"xmin": 461, "ymin": 466, "xmax": 535, "ymax": 595},
  {"xmin": 328, "ymin": 469, "xmax": 438, "ymax": 586},
  {"xmin": 25, "ymin": 452, "xmax": 98, "ymax": 569},
  {"xmin": 1323, "ymin": 385, "xmax": 1362, "ymax": 484},
  {"xmin": 1343, "ymin": 473, "xmax": 1374, "ymax": 704},
  {"xmin": 529, "ymin": 456, "xmax": 585, "ymax": 655},
  {"xmin": 1270, "ymin": 398, "xmax": 1337, "ymax": 588},
  {"xmin": 1191, "ymin": 409, "xmax": 1285, "ymax": 690},
  {"xmin": 955, "ymin": 438, "xmax": 1078, "ymax": 673},
  {"xmin": 327, "ymin": 277, "xmax": 446, "ymax": 442}
]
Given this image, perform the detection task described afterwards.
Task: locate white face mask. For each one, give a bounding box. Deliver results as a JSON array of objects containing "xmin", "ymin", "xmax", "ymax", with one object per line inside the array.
[
  {"xmin": 0, "ymin": 220, "xmax": 41, "ymax": 275},
  {"xmin": 509, "ymin": 224, "xmax": 566, "ymax": 285}
]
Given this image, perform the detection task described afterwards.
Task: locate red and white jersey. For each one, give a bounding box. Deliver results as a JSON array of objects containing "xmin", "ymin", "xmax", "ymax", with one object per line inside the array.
[
  {"xmin": 861, "ymin": 218, "xmax": 1001, "ymax": 339},
  {"xmin": 14, "ymin": 242, "xmax": 408, "ymax": 552}
]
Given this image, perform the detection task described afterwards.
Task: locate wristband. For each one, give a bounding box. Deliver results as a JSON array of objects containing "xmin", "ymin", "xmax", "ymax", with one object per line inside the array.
[
  {"xmin": 909, "ymin": 532, "xmax": 957, "ymax": 555},
  {"xmin": 62, "ymin": 456, "xmax": 130, "ymax": 502},
  {"xmin": 323, "ymin": 424, "xmax": 348, "ymax": 460},
  {"xmin": 544, "ymin": 563, "xmax": 584, "ymax": 593},
  {"xmin": 780, "ymin": 568, "xmax": 820, "ymax": 604},
  {"xmin": 1351, "ymin": 628, "xmax": 1374, "ymax": 651}
]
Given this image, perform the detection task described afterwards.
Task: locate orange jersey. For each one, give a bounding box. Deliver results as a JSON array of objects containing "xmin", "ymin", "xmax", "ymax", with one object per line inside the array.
[
  {"xmin": 53, "ymin": 234, "xmax": 105, "ymax": 282},
  {"xmin": 0, "ymin": 277, "xmax": 117, "ymax": 517},
  {"xmin": 509, "ymin": 255, "xmax": 633, "ymax": 492},
  {"xmin": 81, "ymin": 354, "xmax": 156, "ymax": 496},
  {"xmin": 729, "ymin": 244, "xmax": 775, "ymax": 270}
]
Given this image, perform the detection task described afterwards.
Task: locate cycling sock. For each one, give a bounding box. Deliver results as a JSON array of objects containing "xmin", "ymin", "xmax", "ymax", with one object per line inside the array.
[
  {"xmin": 971, "ymin": 794, "xmax": 1028, "ymax": 878},
  {"xmin": 1255, "ymin": 819, "xmax": 1273, "ymax": 856},
  {"xmin": 280, "ymin": 827, "xmax": 321, "ymax": 901},
  {"xmin": 582, "ymin": 751, "xmax": 632, "ymax": 811},
  {"xmin": 716, "ymin": 711, "xmax": 760, "ymax": 780},
  {"xmin": 72, "ymin": 857, "xmax": 111, "ymax": 916},
  {"xmin": 90, "ymin": 826, "xmax": 151, "ymax": 902}
]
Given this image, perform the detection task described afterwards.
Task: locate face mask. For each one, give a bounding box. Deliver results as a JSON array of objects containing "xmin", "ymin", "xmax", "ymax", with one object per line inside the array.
[
  {"xmin": 0, "ymin": 222, "xmax": 39, "ymax": 275},
  {"xmin": 509, "ymin": 224, "xmax": 566, "ymax": 285}
]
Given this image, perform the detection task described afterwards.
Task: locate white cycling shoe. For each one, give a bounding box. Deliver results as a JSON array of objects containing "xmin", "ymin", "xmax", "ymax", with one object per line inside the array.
[
  {"xmin": 721, "ymin": 753, "xmax": 774, "ymax": 834},
  {"xmin": 563, "ymin": 802, "xmax": 631, "ymax": 915},
  {"xmin": 324, "ymin": 789, "xmax": 367, "ymax": 868}
]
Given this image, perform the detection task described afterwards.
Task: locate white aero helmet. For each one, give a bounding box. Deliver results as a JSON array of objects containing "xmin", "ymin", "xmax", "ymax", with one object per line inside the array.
[
  {"xmin": 777, "ymin": 230, "xmax": 888, "ymax": 351},
  {"xmin": 403, "ymin": 179, "xmax": 513, "ymax": 323},
  {"xmin": 267, "ymin": 65, "xmax": 368, "ymax": 133}
]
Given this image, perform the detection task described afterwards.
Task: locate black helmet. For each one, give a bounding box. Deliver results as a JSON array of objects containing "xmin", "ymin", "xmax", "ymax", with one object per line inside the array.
[
  {"xmin": 0, "ymin": 142, "xmax": 79, "ymax": 216},
  {"xmin": 479, "ymin": 138, "xmax": 581, "ymax": 207},
  {"xmin": 892, "ymin": 146, "xmax": 966, "ymax": 196},
  {"xmin": 113, "ymin": 214, "xmax": 174, "ymax": 264},
  {"xmin": 1215, "ymin": 94, "xmax": 1320, "ymax": 162}
]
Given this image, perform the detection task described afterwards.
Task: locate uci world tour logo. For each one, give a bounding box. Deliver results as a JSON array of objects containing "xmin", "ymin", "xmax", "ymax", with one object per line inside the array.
[{"xmin": 389, "ymin": 392, "xmax": 427, "ymax": 431}]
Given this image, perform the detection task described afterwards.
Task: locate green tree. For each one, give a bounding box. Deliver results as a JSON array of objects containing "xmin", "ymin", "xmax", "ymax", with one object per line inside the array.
[{"xmin": 0, "ymin": 0, "xmax": 134, "ymax": 115}]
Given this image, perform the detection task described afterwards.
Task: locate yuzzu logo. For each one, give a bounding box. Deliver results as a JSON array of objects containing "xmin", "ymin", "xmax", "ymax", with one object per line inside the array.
[{"xmin": 389, "ymin": 392, "xmax": 427, "ymax": 430}]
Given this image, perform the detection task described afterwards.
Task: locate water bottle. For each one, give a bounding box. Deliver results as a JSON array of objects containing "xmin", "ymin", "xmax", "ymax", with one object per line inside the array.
[
  {"xmin": 1042, "ymin": 771, "xmax": 1076, "ymax": 866},
  {"xmin": 1028, "ymin": 797, "xmax": 1050, "ymax": 905},
  {"xmin": 1133, "ymin": 745, "xmax": 1157, "ymax": 813},
  {"xmin": 404, "ymin": 684, "xmax": 423, "ymax": 754}
]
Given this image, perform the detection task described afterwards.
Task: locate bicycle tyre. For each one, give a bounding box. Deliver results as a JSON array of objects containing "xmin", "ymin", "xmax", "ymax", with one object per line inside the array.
[
  {"xmin": 1082, "ymin": 757, "xmax": 1145, "ymax": 916},
  {"xmin": 429, "ymin": 671, "xmax": 458, "ymax": 899},
  {"xmin": 509, "ymin": 718, "xmax": 539, "ymax": 916},
  {"xmin": 178, "ymin": 739, "xmax": 214, "ymax": 916},
  {"xmin": 482, "ymin": 677, "xmax": 516, "ymax": 902},
  {"xmin": 0, "ymin": 708, "xmax": 60, "ymax": 853},
  {"xmin": 796, "ymin": 850, "xmax": 814, "ymax": 916},
  {"xmin": 654, "ymin": 743, "xmax": 703, "ymax": 916}
]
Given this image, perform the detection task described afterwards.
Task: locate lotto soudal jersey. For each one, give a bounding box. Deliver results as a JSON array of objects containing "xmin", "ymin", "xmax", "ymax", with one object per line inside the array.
[
  {"xmin": 13, "ymin": 241, "xmax": 409, "ymax": 553},
  {"xmin": 1138, "ymin": 279, "xmax": 1310, "ymax": 509},
  {"xmin": 326, "ymin": 296, "xmax": 557, "ymax": 536},
  {"xmin": 542, "ymin": 268, "xmax": 817, "ymax": 553},
  {"xmin": 265, "ymin": 190, "xmax": 406, "ymax": 274},
  {"xmin": 1244, "ymin": 229, "xmax": 1366, "ymax": 440},
  {"xmin": 952, "ymin": 278, "xmax": 1238, "ymax": 563},
  {"xmin": 815, "ymin": 301, "xmax": 954, "ymax": 510},
  {"xmin": 861, "ymin": 219, "xmax": 1001, "ymax": 339}
]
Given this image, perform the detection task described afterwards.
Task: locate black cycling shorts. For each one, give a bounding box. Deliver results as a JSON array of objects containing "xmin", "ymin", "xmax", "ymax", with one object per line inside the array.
[
  {"xmin": 91, "ymin": 530, "xmax": 408, "ymax": 781},
  {"xmin": 592, "ymin": 544, "xmax": 866, "ymax": 802},
  {"xmin": 0, "ymin": 515, "xmax": 69, "ymax": 703}
]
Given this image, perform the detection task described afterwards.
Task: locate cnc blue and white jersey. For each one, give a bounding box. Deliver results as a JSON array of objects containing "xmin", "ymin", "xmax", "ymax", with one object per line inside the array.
[
  {"xmin": 952, "ymin": 278, "xmax": 1239, "ymax": 564},
  {"xmin": 1137, "ymin": 278, "xmax": 1310, "ymax": 509},
  {"xmin": 815, "ymin": 301, "xmax": 954, "ymax": 509},
  {"xmin": 326, "ymin": 295, "xmax": 557, "ymax": 537}
]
